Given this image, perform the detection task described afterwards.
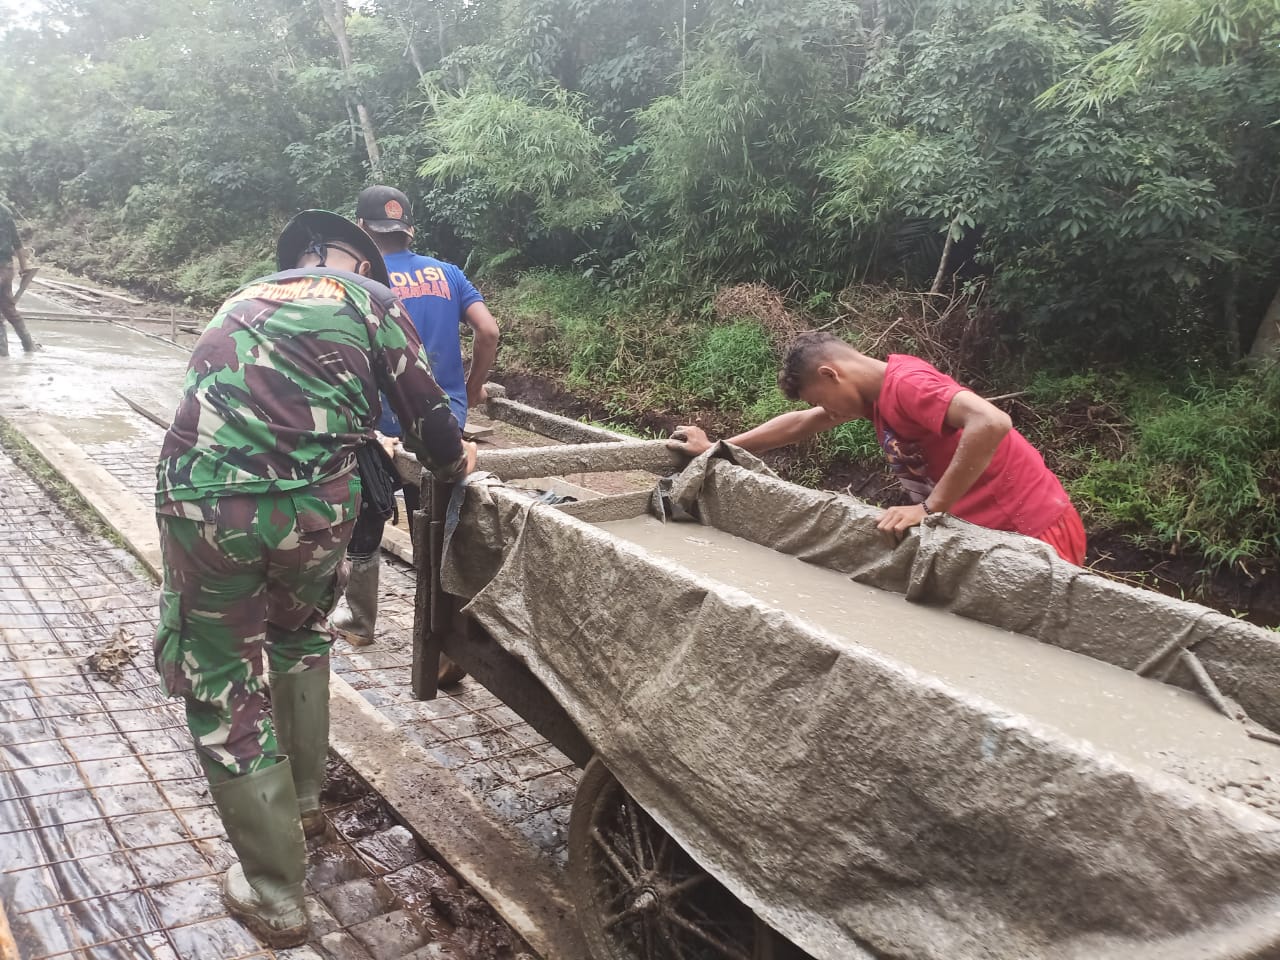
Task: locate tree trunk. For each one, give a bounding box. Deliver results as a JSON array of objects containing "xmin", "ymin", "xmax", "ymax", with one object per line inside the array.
[
  {"xmin": 1222, "ymin": 266, "xmax": 1241, "ymax": 361},
  {"xmin": 318, "ymin": 0, "xmax": 381, "ymax": 176},
  {"xmin": 405, "ymin": 35, "xmax": 426, "ymax": 78},
  {"xmin": 435, "ymin": 4, "xmax": 448, "ymax": 62},
  {"xmin": 1248, "ymin": 284, "xmax": 1280, "ymax": 364},
  {"xmin": 343, "ymin": 99, "xmax": 359, "ymax": 148},
  {"xmin": 390, "ymin": 1, "xmax": 426, "ymax": 78},
  {"xmin": 435, "ymin": 4, "xmax": 463, "ymax": 87},
  {"xmin": 930, "ymin": 216, "xmax": 960, "ymax": 295}
]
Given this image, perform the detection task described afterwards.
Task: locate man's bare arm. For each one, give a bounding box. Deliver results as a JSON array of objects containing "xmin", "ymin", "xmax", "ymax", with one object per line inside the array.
[
  {"xmin": 669, "ymin": 407, "xmax": 846, "ymax": 457},
  {"xmin": 927, "ymin": 390, "xmax": 1012, "ymax": 511},
  {"xmin": 464, "ymin": 302, "xmax": 499, "ymax": 409},
  {"xmin": 877, "ymin": 390, "xmax": 1011, "ymax": 534}
]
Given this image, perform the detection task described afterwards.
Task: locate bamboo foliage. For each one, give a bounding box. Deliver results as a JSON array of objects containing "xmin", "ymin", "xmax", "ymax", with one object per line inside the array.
[{"xmin": 1, "ymin": 0, "xmax": 1278, "ymax": 357}]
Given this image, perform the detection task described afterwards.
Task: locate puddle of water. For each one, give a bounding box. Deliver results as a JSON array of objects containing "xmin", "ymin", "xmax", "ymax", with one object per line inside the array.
[
  {"xmin": 308, "ymin": 842, "xmax": 374, "ymax": 891},
  {"xmin": 331, "ymin": 794, "xmax": 393, "ymax": 840},
  {"xmin": 353, "ymin": 825, "xmax": 422, "ymax": 873},
  {"xmin": 383, "ymin": 860, "xmax": 522, "ymax": 959}
]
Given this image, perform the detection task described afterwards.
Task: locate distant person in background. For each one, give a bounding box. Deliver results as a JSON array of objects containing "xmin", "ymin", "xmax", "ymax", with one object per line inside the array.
[
  {"xmin": 668, "ymin": 332, "xmax": 1086, "ymax": 565},
  {"xmin": 330, "ymin": 185, "xmax": 499, "ymax": 651},
  {"xmin": 0, "ymin": 198, "xmax": 40, "ymax": 355}
]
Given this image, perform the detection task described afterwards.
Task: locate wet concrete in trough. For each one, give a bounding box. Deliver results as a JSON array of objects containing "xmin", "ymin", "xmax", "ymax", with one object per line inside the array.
[
  {"xmin": 0, "ymin": 447, "xmax": 527, "ymax": 959},
  {"xmin": 598, "ymin": 515, "xmax": 1280, "ymax": 815}
]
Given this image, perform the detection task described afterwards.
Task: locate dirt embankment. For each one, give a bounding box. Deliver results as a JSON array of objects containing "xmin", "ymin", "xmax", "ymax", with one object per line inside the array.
[{"xmin": 498, "ymin": 370, "xmax": 1280, "ymax": 628}]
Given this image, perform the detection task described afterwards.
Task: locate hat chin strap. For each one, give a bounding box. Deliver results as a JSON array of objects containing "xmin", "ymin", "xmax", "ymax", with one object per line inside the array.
[
  {"xmin": 303, "ymin": 235, "xmax": 365, "ymax": 270},
  {"xmin": 303, "ymin": 238, "xmax": 330, "ymax": 267}
]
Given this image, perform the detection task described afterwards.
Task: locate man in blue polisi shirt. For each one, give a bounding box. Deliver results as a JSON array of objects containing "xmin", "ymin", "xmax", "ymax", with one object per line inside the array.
[{"xmin": 331, "ymin": 185, "xmax": 500, "ymax": 652}]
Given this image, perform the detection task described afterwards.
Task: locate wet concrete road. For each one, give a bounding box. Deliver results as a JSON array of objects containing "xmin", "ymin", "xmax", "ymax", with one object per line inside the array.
[
  {"xmin": 0, "ymin": 448, "xmax": 526, "ymax": 960},
  {"xmin": 0, "ymin": 317, "xmax": 187, "ymax": 448},
  {"xmin": 0, "ymin": 304, "xmax": 566, "ymax": 957}
]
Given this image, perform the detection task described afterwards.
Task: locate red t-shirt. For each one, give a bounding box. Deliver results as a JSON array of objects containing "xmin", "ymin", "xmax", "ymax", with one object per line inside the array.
[{"xmin": 872, "ymin": 355, "xmax": 1070, "ymax": 537}]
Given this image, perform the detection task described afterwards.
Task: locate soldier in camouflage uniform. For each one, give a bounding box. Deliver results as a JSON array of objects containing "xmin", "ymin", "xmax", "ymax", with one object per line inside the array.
[{"xmin": 154, "ymin": 210, "xmax": 475, "ymax": 948}]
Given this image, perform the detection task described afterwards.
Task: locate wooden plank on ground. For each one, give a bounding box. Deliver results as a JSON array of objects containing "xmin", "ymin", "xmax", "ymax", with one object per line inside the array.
[
  {"xmin": 34, "ymin": 275, "xmax": 145, "ymax": 305},
  {"xmin": 31, "ymin": 277, "xmax": 100, "ymax": 304},
  {"xmin": 111, "ymin": 389, "xmax": 172, "ymax": 431}
]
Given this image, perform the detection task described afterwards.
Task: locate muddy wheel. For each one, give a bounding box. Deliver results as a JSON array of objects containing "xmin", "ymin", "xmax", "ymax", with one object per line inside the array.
[{"xmin": 568, "ymin": 756, "xmax": 802, "ymax": 960}]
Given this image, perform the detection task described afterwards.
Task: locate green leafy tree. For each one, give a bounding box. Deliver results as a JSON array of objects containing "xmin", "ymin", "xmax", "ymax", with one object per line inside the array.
[{"xmin": 417, "ymin": 84, "xmax": 621, "ymax": 272}]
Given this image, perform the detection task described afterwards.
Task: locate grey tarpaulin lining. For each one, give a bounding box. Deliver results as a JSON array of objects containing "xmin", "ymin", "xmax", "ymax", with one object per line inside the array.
[
  {"xmin": 454, "ymin": 441, "xmax": 1280, "ymax": 750},
  {"xmin": 672, "ymin": 444, "xmax": 1280, "ymax": 738},
  {"xmin": 1135, "ymin": 610, "xmax": 1280, "ymax": 745},
  {"xmin": 447, "ymin": 470, "xmax": 495, "ymax": 543},
  {"xmin": 443, "ymin": 447, "xmax": 1280, "ymax": 960}
]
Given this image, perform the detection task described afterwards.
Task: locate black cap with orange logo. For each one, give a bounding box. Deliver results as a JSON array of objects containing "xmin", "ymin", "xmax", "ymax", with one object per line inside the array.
[{"xmin": 356, "ymin": 185, "xmax": 414, "ymax": 234}]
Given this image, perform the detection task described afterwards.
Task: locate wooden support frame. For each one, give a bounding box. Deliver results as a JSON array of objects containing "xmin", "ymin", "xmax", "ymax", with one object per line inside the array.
[
  {"xmin": 411, "ymin": 477, "xmax": 450, "ymax": 700},
  {"xmin": 408, "ymin": 475, "xmax": 593, "ymax": 765}
]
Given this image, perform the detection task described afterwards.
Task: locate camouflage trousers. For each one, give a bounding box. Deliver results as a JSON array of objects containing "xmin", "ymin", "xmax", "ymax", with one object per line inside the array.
[{"xmin": 154, "ymin": 479, "xmax": 358, "ymax": 776}]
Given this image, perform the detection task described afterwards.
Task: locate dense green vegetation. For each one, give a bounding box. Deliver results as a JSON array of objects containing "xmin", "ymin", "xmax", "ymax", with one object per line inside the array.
[{"xmin": 1, "ymin": 0, "xmax": 1278, "ymax": 581}]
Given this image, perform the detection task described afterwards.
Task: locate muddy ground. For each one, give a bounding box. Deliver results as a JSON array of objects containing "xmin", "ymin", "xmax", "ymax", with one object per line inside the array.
[{"xmin": 316, "ymin": 759, "xmax": 527, "ymax": 960}]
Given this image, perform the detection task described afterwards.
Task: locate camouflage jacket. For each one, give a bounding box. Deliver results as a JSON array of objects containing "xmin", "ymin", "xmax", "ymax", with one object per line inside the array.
[{"xmin": 155, "ymin": 267, "xmax": 465, "ymax": 519}]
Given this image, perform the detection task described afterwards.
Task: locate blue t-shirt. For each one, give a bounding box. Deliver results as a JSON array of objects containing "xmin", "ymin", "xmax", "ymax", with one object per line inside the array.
[{"xmin": 376, "ymin": 250, "xmax": 484, "ymax": 435}]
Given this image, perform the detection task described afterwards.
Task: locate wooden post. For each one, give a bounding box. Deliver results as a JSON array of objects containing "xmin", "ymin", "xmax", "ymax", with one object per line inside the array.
[
  {"xmin": 411, "ymin": 478, "xmax": 450, "ymax": 700},
  {"xmin": 169, "ymin": 305, "xmax": 176, "ymax": 341}
]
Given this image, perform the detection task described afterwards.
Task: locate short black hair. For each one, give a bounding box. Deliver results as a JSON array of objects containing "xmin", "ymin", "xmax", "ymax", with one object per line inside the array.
[{"xmin": 778, "ymin": 332, "xmax": 854, "ymax": 400}]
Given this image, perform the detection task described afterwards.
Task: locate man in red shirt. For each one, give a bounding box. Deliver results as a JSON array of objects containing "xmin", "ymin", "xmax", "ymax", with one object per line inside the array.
[{"xmin": 668, "ymin": 332, "xmax": 1086, "ymax": 565}]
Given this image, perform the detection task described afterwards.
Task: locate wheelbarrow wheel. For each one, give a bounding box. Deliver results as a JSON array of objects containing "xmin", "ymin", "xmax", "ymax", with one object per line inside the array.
[{"xmin": 568, "ymin": 756, "xmax": 803, "ymax": 960}]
